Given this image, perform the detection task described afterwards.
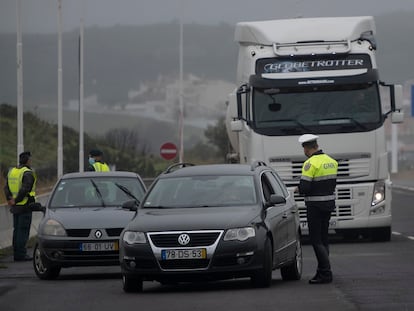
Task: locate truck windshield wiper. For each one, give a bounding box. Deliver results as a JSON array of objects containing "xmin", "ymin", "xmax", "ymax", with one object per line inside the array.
[
  {"xmin": 317, "ymin": 117, "xmax": 367, "ymax": 130},
  {"xmin": 115, "ymin": 183, "xmax": 140, "ymax": 204},
  {"xmin": 90, "ymin": 179, "xmax": 105, "ymax": 207},
  {"xmin": 261, "ymin": 119, "xmax": 311, "ymax": 131}
]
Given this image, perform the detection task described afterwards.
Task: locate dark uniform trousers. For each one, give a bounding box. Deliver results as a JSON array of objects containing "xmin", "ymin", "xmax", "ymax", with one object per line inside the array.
[
  {"xmin": 12, "ymin": 211, "xmax": 32, "ymax": 259},
  {"xmin": 307, "ymin": 206, "xmax": 331, "ymax": 274}
]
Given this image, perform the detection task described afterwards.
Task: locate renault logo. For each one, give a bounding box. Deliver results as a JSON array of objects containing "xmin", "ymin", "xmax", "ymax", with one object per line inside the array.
[
  {"xmin": 94, "ymin": 230, "xmax": 103, "ymax": 239},
  {"xmin": 178, "ymin": 233, "xmax": 190, "ymax": 246}
]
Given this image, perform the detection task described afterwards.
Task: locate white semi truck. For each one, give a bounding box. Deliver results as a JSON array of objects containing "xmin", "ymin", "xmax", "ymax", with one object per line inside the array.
[{"xmin": 226, "ymin": 16, "xmax": 404, "ymax": 241}]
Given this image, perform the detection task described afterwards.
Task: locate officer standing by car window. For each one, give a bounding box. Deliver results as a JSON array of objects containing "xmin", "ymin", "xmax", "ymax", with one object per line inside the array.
[
  {"xmin": 295, "ymin": 134, "xmax": 338, "ymax": 284},
  {"xmin": 87, "ymin": 149, "xmax": 110, "ymax": 172},
  {"xmin": 4, "ymin": 151, "xmax": 37, "ymax": 261}
]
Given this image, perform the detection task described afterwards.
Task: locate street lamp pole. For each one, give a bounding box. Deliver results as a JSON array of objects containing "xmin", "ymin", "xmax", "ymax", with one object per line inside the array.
[
  {"xmin": 57, "ymin": 0, "xmax": 63, "ymax": 177},
  {"xmin": 16, "ymin": 0, "xmax": 24, "ymax": 162},
  {"xmin": 178, "ymin": 1, "xmax": 184, "ymax": 163},
  {"xmin": 79, "ymin": 13, "xmax": 85, "ymax": 172}
]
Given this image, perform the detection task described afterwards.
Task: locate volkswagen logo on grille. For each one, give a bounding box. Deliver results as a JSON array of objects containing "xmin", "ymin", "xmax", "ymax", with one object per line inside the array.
[
  {"xmin": 94, "ymin": 230, "xmax": 103, "ymax": 239},
  {"xmin": 178, "ymin": 233, "xmax": 190, "ymax": 246}
]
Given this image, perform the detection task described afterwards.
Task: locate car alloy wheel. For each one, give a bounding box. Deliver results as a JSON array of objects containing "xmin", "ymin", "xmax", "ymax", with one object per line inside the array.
[{"xmin": 33, "ymin": 243, "xmax": 61, "ymax": 280}]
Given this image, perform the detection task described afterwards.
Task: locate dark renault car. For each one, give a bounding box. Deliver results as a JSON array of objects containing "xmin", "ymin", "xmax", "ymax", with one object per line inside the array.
[
  {"xmin": 33, "ymin": 171, "xmax": 146, "ymax": 280},
  {"xmin": 120, "ymin": 162, "xmax": 302, "ymax": 292}
]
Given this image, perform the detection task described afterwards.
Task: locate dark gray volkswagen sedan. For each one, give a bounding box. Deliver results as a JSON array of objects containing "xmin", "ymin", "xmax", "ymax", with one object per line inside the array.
[
  {"xmin": 33, "ymin": 171, "xmax": 146, "ymax": 280},
  {"xmin": 119, "ymin": 162, "xmax": 302, "ymax": 292}
]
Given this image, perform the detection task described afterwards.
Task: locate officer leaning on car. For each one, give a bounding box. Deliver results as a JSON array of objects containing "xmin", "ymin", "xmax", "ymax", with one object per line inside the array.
[
  {"xmin": 295, "ymin": 134, "xmax": 338, "ymax": 284},
  {"xmin": 3, "ymin": 151, "xmax": 37, "ymax": 262},
  {"xmin": 87, "ymin": 149, "xmax": 110, "ymax": 172}
]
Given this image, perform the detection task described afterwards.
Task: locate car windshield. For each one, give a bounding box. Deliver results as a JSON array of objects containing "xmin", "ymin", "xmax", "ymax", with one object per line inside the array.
[
  {"xmin": 143, "ymin": 175, "xmax": 257, "ymax": 208},
  {"xmin": 49, "ymin": 176, "xmax": 145, "ymax": 208}
]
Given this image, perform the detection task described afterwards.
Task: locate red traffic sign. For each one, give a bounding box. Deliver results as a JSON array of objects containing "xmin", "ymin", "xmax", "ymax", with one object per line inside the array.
[{"xmin": 160, "ymin": 142, "xmax": 178, "ymax": 160}]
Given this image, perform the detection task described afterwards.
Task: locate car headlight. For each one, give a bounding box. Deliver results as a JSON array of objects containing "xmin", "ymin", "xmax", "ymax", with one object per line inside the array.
[
  {"xmin": 42, "ymin": 219, "xmax": 67, "ymax": 236},
  {"xmin": 224, "ymin": 227, "xmax": 255, "ymax": 241},
  {"xmin": 371, "ymin": 180, "xmax": 385, "ymax": 206},
  {"xmin": 122, "ymin": 231, "xmax": 146, "ymax": 245}
]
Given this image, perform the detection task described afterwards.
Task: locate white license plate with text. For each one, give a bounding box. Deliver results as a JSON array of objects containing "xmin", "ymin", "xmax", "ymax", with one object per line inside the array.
[
  {"xmin": 80, "ymin": 241, "xmax": 118, "ymax": 252},
  {"xmin": 161, "ymin": 248, "xmax": 206, "ymax": 260}
]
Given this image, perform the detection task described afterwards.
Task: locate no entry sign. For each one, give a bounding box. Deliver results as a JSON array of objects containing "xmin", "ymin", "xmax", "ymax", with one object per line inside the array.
[{"xmin": 160, "ymin": 142, "xmax": 178, "ymax": 160}]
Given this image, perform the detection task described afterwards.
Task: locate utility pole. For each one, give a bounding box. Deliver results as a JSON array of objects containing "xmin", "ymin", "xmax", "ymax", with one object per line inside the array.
[
  {"xmin": 16, "ymin": 0, "xmax": 24, "ymax": 162},
  {"xmin": 178, "ymin": 0, "xmax": 184, "ymax": 163},
  {"xmin": 57, "ymin": 0, "xmax": 63, "ymax": 177},
  {"xmin": 79, "ymin": 14, "xmax": 85, "ymax": 172}
]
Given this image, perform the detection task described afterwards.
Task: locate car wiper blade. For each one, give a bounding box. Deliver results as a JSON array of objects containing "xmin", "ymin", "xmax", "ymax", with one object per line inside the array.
[
  {"xmin": 90, "ymin": 179, "xmax": 105, "ymax": 207},
  {"xmin": 115, "ymin": 182, "xmax": 140, "ymax": 204}
]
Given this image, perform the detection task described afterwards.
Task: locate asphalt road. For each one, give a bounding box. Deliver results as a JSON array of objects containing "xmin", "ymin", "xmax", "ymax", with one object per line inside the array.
[{"xmin": 1, "ymin": 188, "xmax": 413, "ymax": 311}]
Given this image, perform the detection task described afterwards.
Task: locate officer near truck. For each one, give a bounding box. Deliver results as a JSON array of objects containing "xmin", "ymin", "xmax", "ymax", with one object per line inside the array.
[{"xmin": 295, "ymin": 134, "xmax": 338, "ymax": 284}]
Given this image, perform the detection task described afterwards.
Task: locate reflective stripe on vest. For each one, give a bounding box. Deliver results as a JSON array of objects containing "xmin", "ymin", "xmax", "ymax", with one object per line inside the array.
[
  {"xmin": 92, "ymin": 162, "xmax": 110, "ymax": 172},
  {"xmin": 304, "ymin": 195, "xmax": 336, "ymax": 202},
  {"xmin": 7, "ymin": 167, "xmax": 36, "ymax": 205}
]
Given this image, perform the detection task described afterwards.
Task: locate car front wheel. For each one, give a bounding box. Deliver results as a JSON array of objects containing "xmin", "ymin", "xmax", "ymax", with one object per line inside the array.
[
  {"xmin": 122, "ymin": 274, "xmax": 143, "ymax": 293},
  {"xmin": 251, "ymin": 238, "xmax": 272, "ymax": 288},
  {"xmin": 280, "ymin": 236, "xmax": 302, "ymax": 281},
  {"xmin": 33, "ymin": 243, "xmax": 61, "ymax": 280}
]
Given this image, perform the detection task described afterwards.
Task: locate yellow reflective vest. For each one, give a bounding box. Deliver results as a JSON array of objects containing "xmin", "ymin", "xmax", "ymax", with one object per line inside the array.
[
  {"xmin": 92, "ymin": 162, "xmax": 110, "ymax": 172},
  {"xmin": 7, "ymin": 166, "xmax": 37, "ymax": 205},
  {"xmin": 299, "ymin": 151, "xmax": 338, "ymax": 210}
]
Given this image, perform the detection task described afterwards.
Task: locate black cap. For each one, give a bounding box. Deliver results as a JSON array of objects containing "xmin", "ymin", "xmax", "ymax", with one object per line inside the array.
[
  {"xmin": 89, "ymin": 149, "xmax": 103, "ymax": 157},
  {"xmin": 19, "ymin": 151, "xmax": 31, "ymax": 164}
]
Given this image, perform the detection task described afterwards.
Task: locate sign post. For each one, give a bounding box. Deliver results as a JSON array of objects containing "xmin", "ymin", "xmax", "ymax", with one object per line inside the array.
[{"xmin": 160, "ymin": 142, "xmax": 178, "ymax": 160}]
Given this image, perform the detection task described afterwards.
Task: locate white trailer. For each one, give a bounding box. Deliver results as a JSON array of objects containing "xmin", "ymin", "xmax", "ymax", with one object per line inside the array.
[{"xmin": 226, "ymin": 16, "xmax": 404, "ymax": 241}]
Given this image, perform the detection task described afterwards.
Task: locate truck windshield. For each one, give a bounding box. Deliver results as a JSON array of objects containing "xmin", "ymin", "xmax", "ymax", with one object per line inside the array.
[{"xmin": 252, "ymin": 83, "xmax": 382, "ymax": 135}]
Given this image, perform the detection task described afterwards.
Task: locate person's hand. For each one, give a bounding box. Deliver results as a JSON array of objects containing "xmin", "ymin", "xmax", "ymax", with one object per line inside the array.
[{"xmin": 7, "ymin": 198, "xmax": 15, "ymax": 206}]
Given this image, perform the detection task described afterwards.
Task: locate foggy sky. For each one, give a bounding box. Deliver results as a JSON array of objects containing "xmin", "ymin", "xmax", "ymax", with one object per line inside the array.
[{"xmin": 1, "ymin": 0, "xmax": 414, "ymax": 34}]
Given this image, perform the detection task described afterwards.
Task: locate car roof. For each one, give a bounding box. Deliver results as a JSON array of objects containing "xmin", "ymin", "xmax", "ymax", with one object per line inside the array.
[
  {"xmin": 159, "ymin": 163, "xmax": 270, "ymax": 178},
  {"xmin": 59, "ymin": 171, "xmax": 142, "ymax": 180}
]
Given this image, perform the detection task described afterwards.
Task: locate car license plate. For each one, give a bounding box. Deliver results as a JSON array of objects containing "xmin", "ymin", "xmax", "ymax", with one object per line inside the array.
[
  {"xmin": 80, "ymin": 241, "xmax": 119, "ymax": 252},
  {"xmin": 161, "ymin": 248, "xmax": 206, "ymax": 260}
]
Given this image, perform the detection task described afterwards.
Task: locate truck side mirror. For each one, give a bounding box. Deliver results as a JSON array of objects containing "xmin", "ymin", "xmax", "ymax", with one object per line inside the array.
[
  {"xmin": 230, "ymin": 119, "xmax": 243, "ymax": 132},
  {"xmin": 391, "ymin": 84, "xmax": 404, "ymax": 124}
]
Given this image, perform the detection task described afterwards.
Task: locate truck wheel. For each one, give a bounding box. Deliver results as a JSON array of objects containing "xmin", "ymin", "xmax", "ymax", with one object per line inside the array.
[
  {"xmin": 371, "ymin": 227, "xmax": 391, "ymax": 242},
  {"xmin": 251, "ymin": 238, "xmax": 272, "ymax": 288},
  {"xmin": 280, "ymin": 236, "xmax": 302, "ymax": 280},
  {"xmin": 33, "ymin": 243, "xmax": 61, "ymax": 280},
  {"xmin": 122, "ymin": 274, "xmax": 143, "ymax": 293}
]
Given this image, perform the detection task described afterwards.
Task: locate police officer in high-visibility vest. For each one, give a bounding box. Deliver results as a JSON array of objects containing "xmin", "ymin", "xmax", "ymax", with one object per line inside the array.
[
  {"xmin": 4, "ymin": 151, "xmax": 37, "ymax": 261},
  {"xmin": 87, "ymin": 149, "xmax": 110, "ymax": 172},
  {"xmin": 296, "ymin": 134, "xmax": 338, "ymax": 284}
]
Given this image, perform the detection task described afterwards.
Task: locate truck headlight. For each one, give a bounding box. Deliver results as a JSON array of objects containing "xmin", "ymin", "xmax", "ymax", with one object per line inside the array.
[
  {"xmin": 122, "ymin": 231, "xmax": 146, "ymax": 245},
  {"xmin": 371, "ymin": 180, "xmax": 385, "ymax": 206},
  {"xmin": 42, "ymin": 219, "xmax": 67, "ymax": 236},
  {"xmin": 224, "ymin": 227, "xmax": 255, "ymax": 241}
]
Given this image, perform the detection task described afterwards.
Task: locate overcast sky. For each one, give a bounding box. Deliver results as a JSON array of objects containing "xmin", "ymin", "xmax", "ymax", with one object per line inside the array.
[{"xmin": 1, "ymin": 0, "xmax": 414, "ymax": 34}]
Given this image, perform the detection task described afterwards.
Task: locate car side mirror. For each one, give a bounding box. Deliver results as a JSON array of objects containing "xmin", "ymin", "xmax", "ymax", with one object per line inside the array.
[
  {"xmin": 29, "ymin": 202, "xmax": 46, "ymax": 213},
  {"xmin": 122, "ymin": 200, "xmax": 139, "ymax": 211},
  {"xmin": 265, "ymin": 194, "xmax": 286, "ymax": 208}
]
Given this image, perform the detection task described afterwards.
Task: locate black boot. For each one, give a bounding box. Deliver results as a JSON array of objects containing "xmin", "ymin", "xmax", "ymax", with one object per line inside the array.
[{"xmin": 308, "ymin": 270, "xmax": 332, "ymax": 284}]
